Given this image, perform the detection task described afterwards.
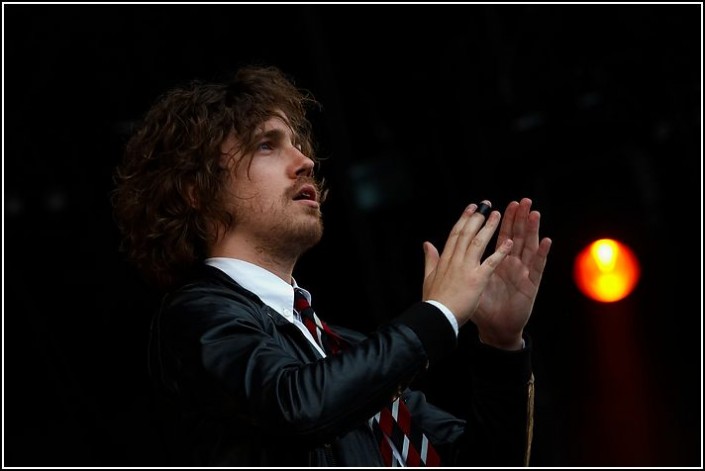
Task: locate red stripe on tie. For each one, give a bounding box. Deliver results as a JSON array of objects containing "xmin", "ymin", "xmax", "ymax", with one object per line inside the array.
[
  {"xmin": 379, "ymin": 408, "xmax": 395, "ymax": 436},
  {"xmin": 396, "ymin": 399, "xmax": 412, "ymax": 435},
  {"xmin": 405, "ymin": 440, "xmax": 421, "ymax": 467},
  {"xmin": 425, "ymin": 437, "xmax": 441, "ymax": 466}
]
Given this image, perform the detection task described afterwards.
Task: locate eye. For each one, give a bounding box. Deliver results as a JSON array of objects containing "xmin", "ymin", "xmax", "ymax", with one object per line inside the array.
[
  {"xmin": 291, "ymin": 136, "xmax": 303, "ymax": 152},
  {"xmin": 257, "ymin": 141, "xmax": 274, "ymax": 152}
]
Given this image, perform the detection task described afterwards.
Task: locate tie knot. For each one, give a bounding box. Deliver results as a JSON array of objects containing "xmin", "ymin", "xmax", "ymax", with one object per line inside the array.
[
  {"xmin": 293, "ymin": 287, "xmax": 346, "ymax": 355},
  {"xmin": 294, "ymin": 288, "xmax": 311, "ymax": 313}
]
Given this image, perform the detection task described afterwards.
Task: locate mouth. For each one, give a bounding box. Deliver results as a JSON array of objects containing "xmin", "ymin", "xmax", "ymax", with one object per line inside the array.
[{"xmin": 292, "ymin": 184, "xmax": 318, "ymax": 204}]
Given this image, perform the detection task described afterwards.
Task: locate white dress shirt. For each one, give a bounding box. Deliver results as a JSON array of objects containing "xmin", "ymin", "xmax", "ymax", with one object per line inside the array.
[{"xmin": 205, "ymin": 257, "xmax": 327, "ymax": 357}]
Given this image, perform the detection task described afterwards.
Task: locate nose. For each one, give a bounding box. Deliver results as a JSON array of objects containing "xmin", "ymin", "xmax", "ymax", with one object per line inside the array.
[{"xmin": 292, "ymin": 146, "xmax": 314, "ymax": 178}]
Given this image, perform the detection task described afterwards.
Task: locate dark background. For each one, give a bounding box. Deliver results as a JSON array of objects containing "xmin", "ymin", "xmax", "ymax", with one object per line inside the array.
[{"xmin": 4, "ymin": 3, "xmax": 701, "ymax": 467}]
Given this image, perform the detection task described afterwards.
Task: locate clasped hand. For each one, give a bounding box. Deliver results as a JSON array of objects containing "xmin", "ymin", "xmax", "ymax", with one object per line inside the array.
[{"xmin": 422, "ymin": 198, "xmax": 552, "ymax": 351}]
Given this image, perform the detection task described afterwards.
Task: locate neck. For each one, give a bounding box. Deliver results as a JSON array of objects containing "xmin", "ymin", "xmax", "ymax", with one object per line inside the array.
[{"xmin": 210, "ymin": 233, "xmax": 297, "ymax": 284}]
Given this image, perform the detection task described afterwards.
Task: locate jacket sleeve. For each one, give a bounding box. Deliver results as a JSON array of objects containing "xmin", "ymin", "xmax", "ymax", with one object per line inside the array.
[
  {"xmin": 458, "ymin": 334, "xmax": 534, "ymax": 466},
  {"xmin": 157, "ymin": 288, "xmax": 457, "ymax": 445},
  {"xmin": 401, "ymin": 328, "xmax": 535, "ymax": 467}
]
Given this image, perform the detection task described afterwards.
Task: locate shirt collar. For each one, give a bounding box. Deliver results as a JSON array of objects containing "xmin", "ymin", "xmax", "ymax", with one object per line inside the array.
[{"xmin": 204, "ymin": 257, "xmax": 311, "ymax": 323}]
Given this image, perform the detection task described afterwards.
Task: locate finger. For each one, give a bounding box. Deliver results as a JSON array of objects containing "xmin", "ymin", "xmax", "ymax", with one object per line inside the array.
[
  {"xmin": 510, "ymin": 197, "xmax": 532, "ymax": 256},
  {"xmin": 528, "ymin": 237, "xmax": 553, "ymax": 285},
  {"xmin": 463, "ymin": 209, "xmax": 502, "ymax": 260},
  {"xmin": 480, "ymin": 237, "xmax": 514, "ymax": 274},
  {"xmin": 521, "ymin": 210, "xmax": 541, "ymax": 266},
  {"xmin": 440, "ymin": 203, "xmax": 477, "ymax": 263},
  {"xmin": 423, "ymin": 241, "xmax": 440, "ymax": 280},
  {"xmin": 452, "ymin": 200, "xmax": 492, "ymax": 264},
  {"xmin": 476, "ymin": 201, "xmax": 492, "ymax": 218},
  {"xmin": 497, "ymin": 200, "xmax": 519, "ymax": 249}
]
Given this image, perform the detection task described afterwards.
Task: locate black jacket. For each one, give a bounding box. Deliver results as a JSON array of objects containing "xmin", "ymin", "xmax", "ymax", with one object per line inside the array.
[{"xmin": 149, "ymin": 265, "xmax": 534, "ymax": 466}]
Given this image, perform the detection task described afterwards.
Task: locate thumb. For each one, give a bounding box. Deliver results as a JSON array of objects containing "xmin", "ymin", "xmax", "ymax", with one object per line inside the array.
[{"xmin": 423, "ymin": 241, "xmax": 440, "ymax": 279}]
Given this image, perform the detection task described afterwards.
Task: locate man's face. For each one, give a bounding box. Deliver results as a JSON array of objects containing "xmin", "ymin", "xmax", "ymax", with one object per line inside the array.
[{"xmin": 220, "ymin": 115, "xmax": 323, "ymax": 258}]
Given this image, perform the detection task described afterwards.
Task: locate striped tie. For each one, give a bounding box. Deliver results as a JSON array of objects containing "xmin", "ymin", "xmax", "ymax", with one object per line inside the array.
[
  {"xmin": 293, "ymin": 288, "xmax": 441, "ymax": 466},
  {"xmin": 294, "ymin": 288, "xmax": 346, "ymax": 355},
  {"xmin": 370, "ymin": 398, "xmax": 441, "ymax": 467}
]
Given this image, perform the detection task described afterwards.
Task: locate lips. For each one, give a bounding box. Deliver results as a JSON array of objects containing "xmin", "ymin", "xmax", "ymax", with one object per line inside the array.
[{"xmin": 292, "ymin": 184, "xmax": 318, "ymax": 203}]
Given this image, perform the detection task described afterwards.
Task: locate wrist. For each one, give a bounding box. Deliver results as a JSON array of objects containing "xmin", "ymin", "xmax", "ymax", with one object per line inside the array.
[{"xmin": 478, "ymin": 332, "xmax": 525, "ymax": 351}]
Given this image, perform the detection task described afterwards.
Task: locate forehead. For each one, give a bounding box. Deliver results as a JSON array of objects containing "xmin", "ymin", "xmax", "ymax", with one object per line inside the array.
[{"xmin": 256, "ymin": 114, "xmax": 293, "ymax": 136}]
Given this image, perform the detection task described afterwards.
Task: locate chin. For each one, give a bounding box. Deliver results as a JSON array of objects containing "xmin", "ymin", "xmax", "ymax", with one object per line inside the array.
[
  {"xmin": 271, "ymin": 218, "xmax": 324, "ymax": 257},
  {"xmin": 297, "ymin": 221, "xmax": 324, "ymax": 250}
]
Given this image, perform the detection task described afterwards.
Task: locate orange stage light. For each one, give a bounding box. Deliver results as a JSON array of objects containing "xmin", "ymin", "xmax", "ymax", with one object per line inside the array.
[{"xmin": 573, "ymin": 238, "xmax": 641, "ymax": 302}]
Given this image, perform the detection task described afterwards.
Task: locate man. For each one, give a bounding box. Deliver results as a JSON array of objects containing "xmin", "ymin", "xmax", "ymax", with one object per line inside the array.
[{"xmin": 112, "ymin": 65, "xmax": 552, "ymax": 466}]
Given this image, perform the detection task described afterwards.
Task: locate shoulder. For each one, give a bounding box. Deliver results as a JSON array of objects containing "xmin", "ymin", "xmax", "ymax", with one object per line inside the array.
[{"xmin": 161, "ymin": 265, "xmax": 270, "ymax": 328}]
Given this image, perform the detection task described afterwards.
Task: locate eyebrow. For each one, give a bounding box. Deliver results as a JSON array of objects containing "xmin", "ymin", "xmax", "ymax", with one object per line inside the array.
[{"xmin": 257, "ymin": 129, "xmax": 284, "ymax": 141}]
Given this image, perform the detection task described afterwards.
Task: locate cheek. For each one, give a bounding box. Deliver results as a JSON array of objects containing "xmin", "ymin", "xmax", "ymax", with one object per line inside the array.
[
  {"xmin": 248, "ymin": 168, "xmax": 285, "ymax": 196},
  {"xmin": 232, "ymin": 178, "xmax": 281, "ymax": 204},
  {"xmin": 231, "ymin": 161, "xmax": 286, "ymax": 202},
  {"xmin": 229, "ymin": 168, "xmax": 263, "ymax": 198}
]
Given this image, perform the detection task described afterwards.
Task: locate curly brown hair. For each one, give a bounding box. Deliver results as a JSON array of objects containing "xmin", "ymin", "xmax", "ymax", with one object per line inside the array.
[{"xmin": 112, "ymin": 65, "xmax": 320, "ymax": 289}]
